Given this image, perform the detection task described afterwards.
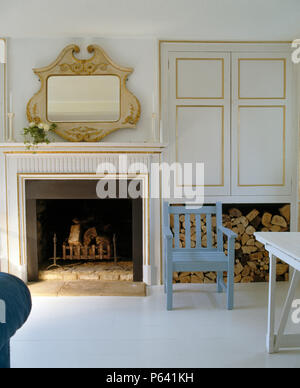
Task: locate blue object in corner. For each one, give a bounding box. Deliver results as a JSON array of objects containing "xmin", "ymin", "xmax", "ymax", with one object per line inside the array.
[{"xmin": 0, "ymin": 273, "xmax": 32, "ymax": 368}]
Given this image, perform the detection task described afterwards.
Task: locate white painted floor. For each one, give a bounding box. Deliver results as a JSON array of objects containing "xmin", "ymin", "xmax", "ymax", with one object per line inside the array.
[{"xmin": 11, "ymin": 283, "xmax": 300, "ymax": 368}]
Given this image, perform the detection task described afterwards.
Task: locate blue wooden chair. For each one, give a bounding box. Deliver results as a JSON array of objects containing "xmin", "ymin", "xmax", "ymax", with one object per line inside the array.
[{"xmin": 163, "ymin": 202, "xmax": 237, "ymax": 311}]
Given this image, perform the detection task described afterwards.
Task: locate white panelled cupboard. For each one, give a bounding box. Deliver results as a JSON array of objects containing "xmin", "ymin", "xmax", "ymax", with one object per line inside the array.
[{"xmin": 160, "ymin": 42, "xmax": 298, "ymax": 218}]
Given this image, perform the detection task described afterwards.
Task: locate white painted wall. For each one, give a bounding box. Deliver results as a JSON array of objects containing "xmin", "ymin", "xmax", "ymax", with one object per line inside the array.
[
  {"xmin": 3, "ymin": 0, "xmax": 300, "ymax": 143},
  {"xmin": 1, "ymin": 0, "xmax": 300, "ymax": 41},
  {"xmin": 7, "ymin": 37, "xmax": 157, "ymax": 142}
]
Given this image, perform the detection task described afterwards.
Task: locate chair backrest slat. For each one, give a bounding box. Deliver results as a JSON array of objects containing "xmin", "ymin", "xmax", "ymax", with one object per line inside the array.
[
  {"xmin": 163, "ymin": 202, "xmax": 170, "ymax": 229},
  {"xmin": 196, "ymin": 214, "xmax": 202, "ymax": 248},
  {"xmin": 216, "ymin": 202, "xmax": 223, "ymax": 251},
  {"xmin": 185, "ymin": 214, "xmax": 191, "ymax": 249},
  {"xmin": 174, "ymin": 214, "xmax": 180, "ymax": 249},
  {"xmin": 206, "ymin": 213, "xmax": 212, "ymax": 249},
  {"xmin": 170, "ymin": 206, "xmax": 216, "ymax": 215},
  {"xmin": 165, "ymin": 202, "xmax": 223, "ymax": 251}
]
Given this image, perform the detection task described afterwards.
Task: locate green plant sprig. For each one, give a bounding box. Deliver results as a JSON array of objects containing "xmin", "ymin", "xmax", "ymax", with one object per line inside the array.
[{"xmin": 23, "ymin": 122, "xmax": 57, "ymax": 150}]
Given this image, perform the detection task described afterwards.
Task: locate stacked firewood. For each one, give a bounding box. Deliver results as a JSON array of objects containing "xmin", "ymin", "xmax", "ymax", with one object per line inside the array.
[{"xmin": 171, "ymin": 204, "xmax": 290, "ymax": 284}]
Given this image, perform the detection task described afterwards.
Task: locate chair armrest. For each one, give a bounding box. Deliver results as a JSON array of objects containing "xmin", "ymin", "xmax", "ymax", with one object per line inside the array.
[
  {"xmin": 218, "ymin": 226, "xmax": 237, "ymax": 240},
  {"xmin": 163, "ymin": 226, "xmax": 173, "ymax": 240}
]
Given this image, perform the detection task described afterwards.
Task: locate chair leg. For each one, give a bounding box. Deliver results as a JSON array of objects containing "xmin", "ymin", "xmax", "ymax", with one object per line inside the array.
[
  {"xmin": 166, "ymin": 263, "xmax": 173, "ymax": 311},
  {"xmin": 163, "ymin": 241, "xmax": 168, "ymax": 294},
  {"xmin": 227, "ymin": 267, "xmax": 234, "ymax": 310},
  {"xmin": 167, "ymin": 278, "xmax": 173, "ymax": 310},
  {"xmin": 217, "ymin": 272, "xmax": 223, "ymax": 293},
  {"xmin": 164, "ymin": 251, "xmax": 167, "ymax": 294}
]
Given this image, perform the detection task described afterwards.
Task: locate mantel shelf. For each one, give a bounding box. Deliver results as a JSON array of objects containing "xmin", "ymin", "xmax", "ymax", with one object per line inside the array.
[{"xmin": 0, "ymin": 142, "xmax": 167, "ymax": 153}]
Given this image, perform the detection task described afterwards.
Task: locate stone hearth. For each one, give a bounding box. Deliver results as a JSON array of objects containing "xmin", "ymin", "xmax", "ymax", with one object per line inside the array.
[
  {"xmin": 39, "ymin": 261, "xmax": 133, "ymax": 282},
  {"xmin": 28, "ymin": 280, "xmax": 146, "ymax": 297}
]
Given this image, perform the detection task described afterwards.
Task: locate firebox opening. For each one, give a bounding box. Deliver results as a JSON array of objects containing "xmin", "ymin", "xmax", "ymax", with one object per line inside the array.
[
  {"xmin": 26, "ymin": 180, "xmax": 144, "ymax": 284},
  {"xmin": 37, "ymin": 199, "xmax": 133, "ymax": 266}
]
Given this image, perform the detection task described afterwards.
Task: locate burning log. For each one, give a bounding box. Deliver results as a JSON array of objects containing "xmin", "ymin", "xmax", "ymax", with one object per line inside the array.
[
  {"xmin": 83, "ymin": 227, "xmax": 98, "ymax": 246},
  {"xmin": 51, "ymin": 219, "xmax": 119, "ymax": 263},
  {"xmin": 68, "ymin": 218, "xmax": 81, "ymax": 245}
]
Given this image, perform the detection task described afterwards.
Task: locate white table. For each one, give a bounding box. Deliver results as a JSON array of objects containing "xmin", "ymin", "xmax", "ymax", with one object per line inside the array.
[{"xmin": 255, "ymin": 232, "xmax": 300, "ymax": 353}]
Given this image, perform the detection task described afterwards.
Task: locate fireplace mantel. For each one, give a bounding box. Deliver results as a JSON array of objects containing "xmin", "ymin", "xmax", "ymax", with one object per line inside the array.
[{"xmin": 0, "ymin": 142, "xmax": 166, "ymax": 286}]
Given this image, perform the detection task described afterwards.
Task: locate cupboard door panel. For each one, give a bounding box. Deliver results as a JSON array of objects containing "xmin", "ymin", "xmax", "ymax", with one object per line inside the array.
[
  {"xmin": 238, "ymin": 106, "xmax": 285, "ymax": 186},
  {"xmin": 177, "ymin": 58, "xmax": 224, "ymax": 99},
  {"xmin": 239, "ymin": 58, "xmax": 286, "ymax": 99},
  {"xmin": 232, "ymin": 52, "xmax": 292, "ymax": 196},
  {"xmin": 167, "ymin": 52, "xmax": 231, "ymax": 196},
  {"xmin": 177, "ymin": 106, "xmax": 224, "ymax": 186}
]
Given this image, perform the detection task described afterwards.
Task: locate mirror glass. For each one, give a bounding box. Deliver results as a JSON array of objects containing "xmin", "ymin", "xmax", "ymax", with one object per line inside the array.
[{"xmin": 47, "ymin": 75, "xmax": 121, "ymax": 122}]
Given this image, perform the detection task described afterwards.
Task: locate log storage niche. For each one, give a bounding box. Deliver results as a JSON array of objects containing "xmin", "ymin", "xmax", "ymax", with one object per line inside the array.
[{"xmin": 170, "ymin": 204, "xmax": 290, "ymax": 284}]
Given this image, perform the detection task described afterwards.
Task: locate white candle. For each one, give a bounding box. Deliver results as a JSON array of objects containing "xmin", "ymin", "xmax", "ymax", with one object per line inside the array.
[
  {"xmin": 7, "ymin": 113, "xmax": 15, "ymax": 142},
  {"xmin": 152, "ymin": 92, "xmax": 156, "ymax": 114},
  {"xmin": 152, "ymin": 113, "xmax": 157, "ymax": 142},
  {"xmin": 9, "ymin": 92, "xmax": 13, "ymax": 113}
]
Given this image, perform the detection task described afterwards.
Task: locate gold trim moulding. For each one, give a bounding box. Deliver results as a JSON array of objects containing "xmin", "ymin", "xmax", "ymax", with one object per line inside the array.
[
  {"xmin": 159, "ymin": 40, "xmax": 293, "ymax": 44},
  {"xmin": 175, "ymin": 105, "xmax": 225, "ymax": 187},
  {"xmin": 0, "ymin": 142, "xmax": 166, "ymax": 147},
  {"xmin": 3, "ymin": 150, "xmax": 164, "ymax": 155},
  {"xmin": 15, "ymin": 172, "xmax": 151, "ymax": 271},
  {"xmin": 0, "ymin": 143, "xmax": 167, "ymax": 154},
  {"xmin": 237, "ymin": 105, "xmax": 286, "ymax": 187}
]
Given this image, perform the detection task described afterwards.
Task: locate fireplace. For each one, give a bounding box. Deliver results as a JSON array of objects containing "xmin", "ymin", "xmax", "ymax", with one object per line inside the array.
[
  {"xmin": 0, "ymin": 144, "xmax": 164, "ymax": 286},
  {"xmin": 26, "ymin": 180, "xmax": 143, "ymax": 282}
]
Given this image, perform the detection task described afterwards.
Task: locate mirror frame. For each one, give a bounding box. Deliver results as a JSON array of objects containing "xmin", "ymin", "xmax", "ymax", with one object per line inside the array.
[{"xmin": 27, "ymin": 44, "xmax": 141, "ymax": 142}]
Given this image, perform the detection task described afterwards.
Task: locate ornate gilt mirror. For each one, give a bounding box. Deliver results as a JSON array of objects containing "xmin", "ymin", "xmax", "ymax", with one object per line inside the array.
[{"xmin": 27, "ymin": 44, "xmax": 141, "ymax": 142}]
